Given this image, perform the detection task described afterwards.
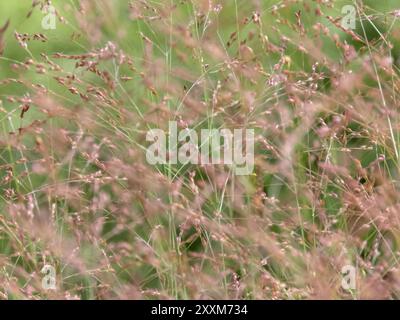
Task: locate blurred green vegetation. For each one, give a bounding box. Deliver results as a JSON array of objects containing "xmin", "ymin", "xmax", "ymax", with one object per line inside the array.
[{"xmin": 1, "ymin": 0, "xmax": 400, "ymax": 299}]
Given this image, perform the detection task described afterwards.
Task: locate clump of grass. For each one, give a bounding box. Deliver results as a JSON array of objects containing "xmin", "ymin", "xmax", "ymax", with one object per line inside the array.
[{"xmin": 0, "ymin": 0, "xmax": 400, "ymax": 299}]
